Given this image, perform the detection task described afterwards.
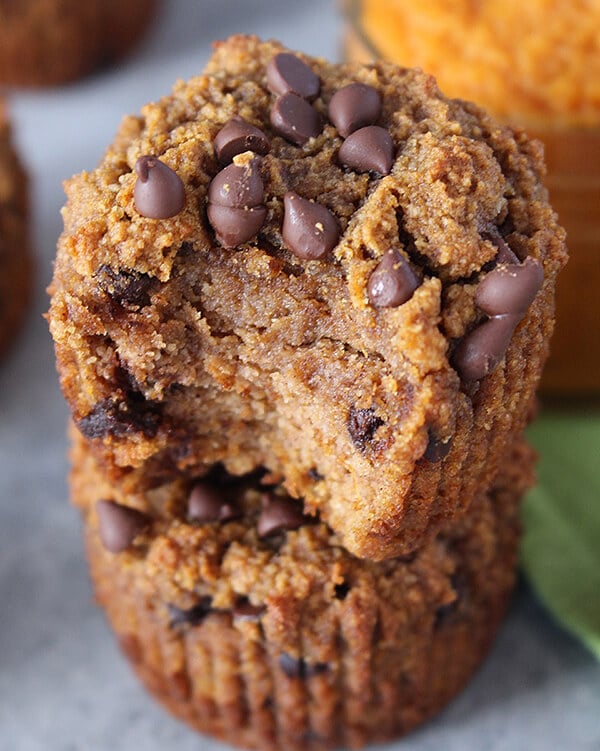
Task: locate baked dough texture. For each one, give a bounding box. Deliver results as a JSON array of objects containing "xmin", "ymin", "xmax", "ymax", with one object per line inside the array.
[
  {"xmin": 72, "ymin": 426, "xmax": 535, "ymax": 751},
  {"xmin": 48, "ymin": 36, "xmax": 567, "ymax": 559}
]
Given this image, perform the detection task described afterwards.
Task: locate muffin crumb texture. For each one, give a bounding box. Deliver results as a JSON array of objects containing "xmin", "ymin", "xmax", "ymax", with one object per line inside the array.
[
  {"xmin": 48, "ymin": 35, "xmax": 567, "ymax": 559},
  {"xmin": 72, "ymin": 426, "xmax": 536, "ymax": 751}
]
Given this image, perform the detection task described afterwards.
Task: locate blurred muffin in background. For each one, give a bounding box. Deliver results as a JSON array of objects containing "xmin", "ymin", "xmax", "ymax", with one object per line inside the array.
[
  {"xmin": 0, "ymin": 99, "xmax": 30, "ymax": 358},
  {"xmin": 0, "ymin": 0, "xmax": 158, "ymax": 87},
  {"xmin": 344, "ymin": 0, "xmax": 600, "ymax": 395}
]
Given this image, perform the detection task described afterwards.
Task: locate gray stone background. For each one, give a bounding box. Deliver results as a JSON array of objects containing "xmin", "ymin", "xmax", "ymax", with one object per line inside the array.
[{"xmin": 1, "ymin": 1, "xmax": 598, "ymax": 749}]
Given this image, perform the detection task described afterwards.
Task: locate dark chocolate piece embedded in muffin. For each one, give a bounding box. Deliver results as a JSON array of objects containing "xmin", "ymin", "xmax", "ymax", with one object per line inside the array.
[{"xmin": 48, "ymin": 35, "xmax": 567, "ymax": 560}]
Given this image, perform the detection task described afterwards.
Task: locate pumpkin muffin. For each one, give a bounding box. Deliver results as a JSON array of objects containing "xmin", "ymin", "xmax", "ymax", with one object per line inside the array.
[
  {"xmin": 72, "ymin": 426, "xmax": 535, "ymax": 751},
  {"xmin": 48, "ymin": 36, "xmax": 566, "ymax": 559},
  {"xmin": 0, "ymin": 99, "xmax": 31, "ymax": 358},
  {"xmin": 0, "ymin": 0, "xmax": 157, "ymax": 87}
]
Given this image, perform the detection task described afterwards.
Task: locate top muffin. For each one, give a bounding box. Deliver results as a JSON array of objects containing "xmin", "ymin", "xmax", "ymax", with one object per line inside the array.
[{"xmin": 48, "ymin": 35, "xmax": 566, "ymax": 559}]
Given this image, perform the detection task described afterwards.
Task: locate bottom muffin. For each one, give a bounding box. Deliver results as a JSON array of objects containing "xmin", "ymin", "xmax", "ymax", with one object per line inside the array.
[
  {"xmin": 0, "ymin": 100, "xmax": 30, "ymax": 358},
  {"xmin": 71, "ymin": 429, "xmax": 535, "ymax": 751}
]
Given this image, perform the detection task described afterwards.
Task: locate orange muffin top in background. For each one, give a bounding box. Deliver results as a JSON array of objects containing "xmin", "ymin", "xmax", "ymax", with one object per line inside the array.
[{"xmin": 354, "ymin": 0, "xmax": 600, "ymax": 128}]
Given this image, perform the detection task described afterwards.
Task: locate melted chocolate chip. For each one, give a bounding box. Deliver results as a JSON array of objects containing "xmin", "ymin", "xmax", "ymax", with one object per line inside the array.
[
  {"xmin": 307, "ymin": 467, "xmax": 324, "ymax": 482},
  {"xmin": 96, "ymin": 499, "xmax": 150, "ymax": 553},
  {"xmin": 422, "ymin": 429, "xmax": 453, "ymax": 462},
  {"xmin": 77, "ymin": 395, "xmax": 161, "ymax": 440},
  {"xmin": 347, "ymin": 406, "xmax": 384, "ymax": 451},
  {"xmin": 207, "ymin": 204, "xmax": 267, "ymax": 248},
  {"xmin": 266, "ymin": 53, "xmax": 320, "ymax": 100},
  {"xmin": 214, "ymin": 117, "xmax": 270, "ymax": 164},
  {"xmin": 452, "ymin": 314, "xmax": 518, "ymax": 383},
  {"xmin": 96, "ymin": 265, "xmax": 154, "ymax": 308},
  {"xmin": 367, "ymin": 248, "xmax": 420, "ymax": 308},
  {"xmin": 188, "ymin": 481, "xmax": 241, "ymax": 523},
  {"xmin": 257, "ymin": 493, "xmax": 307, "ymax": 538},
  {"xmin": 168, "ymin": 597, "xmax": 213, "ymax": 628},
  {"xmin": 279, "ymin": 653, "xmax": 329, "ymax": 679},
  {"xmin": 476, "ymin": 257, "xmax": 544, "ymax": 318},
  {"xmin": 328, "ymin": 83, "xmax": 382, "ymax": 137},
  {"xmin": 208, "ymin": 162, "xmax": 264, "ymax": 209},
  {"xmin": 338, "ymin": 125, "xmax": 394, "ymax": 175},
  {"xmin": 133, "ymin": 156, "xmax": 185, "ymax": 219},
  {"xmin": 270, "ymin": 93, "xmax": 323, "ymax": 145},
  {"xmin": 233, "ymin": 598, "xmax": 266, "ymax": 622},
  {"xmin": 282, "ymin": 192, "xmax": 339, "ymax": 260}
]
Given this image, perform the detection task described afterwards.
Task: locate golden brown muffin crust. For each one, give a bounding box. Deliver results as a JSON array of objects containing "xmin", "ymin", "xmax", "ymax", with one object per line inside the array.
[
  {"xmin": 72, "ymin": 428, "xmax": 536, "ymax": 751},
  {"xmin": 48, "ymin": 36, "xmax": 566, "ymax": 559}
]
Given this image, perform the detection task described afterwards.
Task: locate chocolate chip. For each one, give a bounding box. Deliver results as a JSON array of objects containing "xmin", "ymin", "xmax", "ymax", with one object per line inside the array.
[
  {"xmin": 187, "ymin": 481, "xmax": 241, "ymax": 523},
  {"xmin": 96, "ymin": 265, "xmax": 154, "ymax": 308},
  {"xmin": 476, "ymin": 257, "xmax": 544, "ymax": 318},
  {"xmin": 168, "ymin": 597, "xmax": 213, "ymax": 628},
  {"xmin": 435, "ymin": 572, "xmax": 467, "ymax": 628},
  {"xmin": 233, "ymin": 598, "xmax": 265, "ymax": 622},
  {"xmin": 96, "ymin": 499, "xmax": 150, "ymax": 553},
  {"xmin": 208, "ymin": 161, "xmax": 264, "ymax": 209},
  {"xmin": 257, "ymin": 493, "xmax": 307, "ymax": 538},
  {"xmin": 270, "ymin": 93, "xmax": 323, "ymax": 145},
  {"xmin": 338, "ymin": 125, "xmax": 394, "ymax": 175},
  {"xmin": 207, "ymin": 204, "xmax": 267, "ymax": 248},
  {"xmin": 266, "ymin": 53, "xmax": 320, "ymax": 100},
  {"xmin": 77, "ymin": 395, "xmax": 161, "ymax": 440},
  {"xmin": 488, "ymin": 234, "xmax": 519, "ymax": 265},
  {"xmin": 279, "ymin": 653, "xmax": 328, "ymax": 679},
  {"xmin": 133, "ymin": 155, "xmax": 185, "ymax": 219},
  {"xmin": 422, "ymin": 429, "xmax": 453, "ymax": 462},
  {"xmin": 328, "ymin": 83, "xmax": 382, "ymax": 137},
  {"xmin": 367, "ymin": 248, "xmax": 420, "ymax": 308},
  {"xmin": 333, "ymin": 581, "xmax": 350, "ymax": 600},
  {"xmin": 282, "ymin": 192, "xmax": 339, "ymax": 260},
  {"xmin": 347, "ymin": 406, "xmax": 384, "ymax": 451},
  {"xmin": 207, "ymin": 159, "xmax": 267, "ymax": 247},
  {"xmin": 214, "ymin": 117, "xmax": 270, "ymax": 164},
  {"xmin": 307, "ymin": 467, "xmax": 323, "ymax": 482},
  {"xmin": 452, "ymin": 314, "xmax": 517, "ymax": 382}
]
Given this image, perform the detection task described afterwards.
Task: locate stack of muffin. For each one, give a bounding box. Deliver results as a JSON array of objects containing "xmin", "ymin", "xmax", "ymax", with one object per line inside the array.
[{"xmin": 48, "ymin": 36, "xmax": 567, "ymax": 751}]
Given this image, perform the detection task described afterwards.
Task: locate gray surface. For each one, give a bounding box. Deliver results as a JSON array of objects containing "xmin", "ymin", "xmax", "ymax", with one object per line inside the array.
[{"xmin": 0, "ymin": 1, "xmax": 598, "ymax": 749}]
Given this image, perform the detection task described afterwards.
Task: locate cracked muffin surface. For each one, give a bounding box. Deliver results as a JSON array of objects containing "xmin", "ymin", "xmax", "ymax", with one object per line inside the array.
[{"xmin": 48, "ymin": 35, "xmax": 567, "ymax": 559}]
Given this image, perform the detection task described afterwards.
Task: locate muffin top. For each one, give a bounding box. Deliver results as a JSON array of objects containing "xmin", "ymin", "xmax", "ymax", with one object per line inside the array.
[{"xmin": 48, "ymin": 36, "xmax": 566, "ymax": 559}]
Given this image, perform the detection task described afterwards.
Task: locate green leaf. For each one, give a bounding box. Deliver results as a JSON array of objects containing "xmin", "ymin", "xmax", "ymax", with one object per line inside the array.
[{"xmin": 522, "ymin": 412, "xmax": 600, "ymax": 659}]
